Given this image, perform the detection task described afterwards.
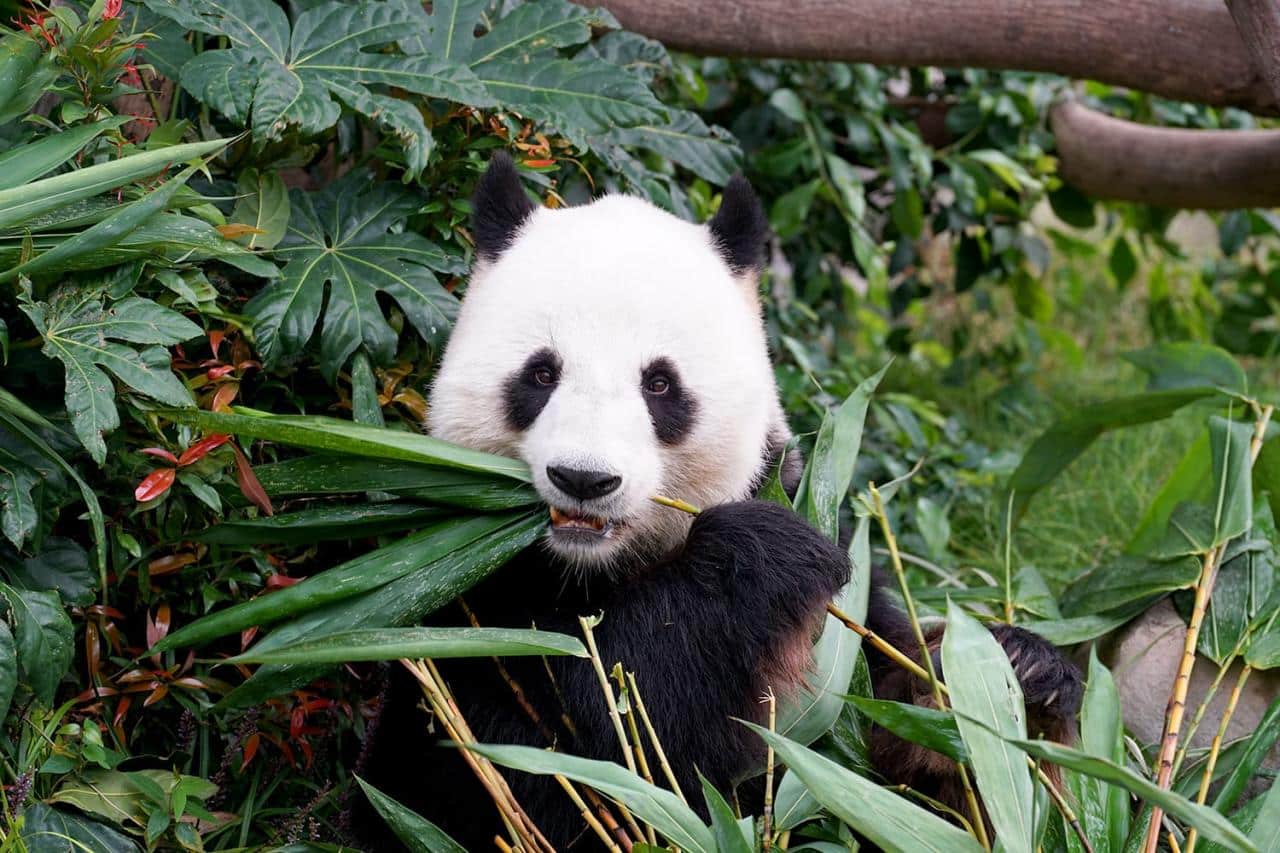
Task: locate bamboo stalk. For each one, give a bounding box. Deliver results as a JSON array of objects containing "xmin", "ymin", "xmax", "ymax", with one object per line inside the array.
[
  {"xmin": 583, "ymin": 787, "xmax": 635, "ymax": 851},
  {"xmin": 1184, "ymin": 665, "xmax": 1253, "ymax": 853},
  {"xmin": 1170, "ymin": 654, "xmax": 1237, "ymax": 780},
  {"xmin": 651, "ymin": 495, "xmax": 702, "ymax": 515},
  {"xmin": 763, "ymin": 688, "xmax": 777, "ymax": 853},
  {"xmin": 1143, "ymin": 403, "xmax": 1272, "ymax": 853},
  {"xmin": 870, "ymin": 484, "xmax": 990, "ymax": 852},
  {"xmin": 612, "ymin": 666, "xmax": 657, "ymax": 846},
  {"xmin": 558, "ymin": 775, "xmax": 624, "ymax": 853},
  {"xmin": 627, "ymin": 671, "xmax": 687, "ymax": 804}
]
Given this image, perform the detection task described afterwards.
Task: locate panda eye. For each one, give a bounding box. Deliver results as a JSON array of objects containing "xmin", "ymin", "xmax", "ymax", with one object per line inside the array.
[
  {"xmin": 644, "ymin": 374, "xmax": 671, "ymax": 396},
  {"xmin": 531, "ymin": 366, "xmax": 557, "ymax": 386}
]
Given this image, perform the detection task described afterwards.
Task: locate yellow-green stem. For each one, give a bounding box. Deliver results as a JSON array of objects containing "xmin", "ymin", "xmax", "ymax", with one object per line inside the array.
[{"xmin": 1185, "ymin": 665, "xmax": 1252, "ymax": 853}]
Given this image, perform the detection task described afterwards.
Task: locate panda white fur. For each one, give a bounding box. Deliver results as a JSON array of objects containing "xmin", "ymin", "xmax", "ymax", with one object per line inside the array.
[{"xmin": 355, "ymin": 154, "xmax": 1082, "ymax": 851}]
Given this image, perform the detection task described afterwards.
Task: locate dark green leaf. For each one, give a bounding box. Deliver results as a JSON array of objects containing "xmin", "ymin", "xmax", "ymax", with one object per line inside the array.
[
  {"xmin": 194, "ymin": 503, "xmax": 447, "ymax": 545},
  {"xmin": 0, "ymin": 449, "xmax": 39, "ymax": 549},
  {"xmin": 0, "ymin": 583, "xmax": 73, "ymax": 705},
  {"xmin": 701, "ymin": 774, "xmax": 753, "ymax": 853},
  {"xmin": 1062, "ymin": 555, "xmax": 1201, "ymax": 617},
  {"xmin": 8, "ymin": 537, "xmax": 96, "ymax": 606},
  {"xmin": 1123, "ymin": 343, "xmax": 1247, "ymax": 396},
  {"xmin": 227, "ymin": 626, "xmax": 587, "ymax": 664},
  {"xmin": 0, "ymin": 119, "xmax": 129, "ymax": 191},
  {"xmin": 1048, "ymin": 185, "xmax": 1095, "ymax": 229},
  {"xmin": 1108, "ymin": 236, "xmax": 1137, "ymax": 288},
  {"xmin": 230, "ymin": 167, "xmax": 290, "ymax": 250},
  {"xmin": 0, "ymin": 621, "xmax": 15, "ymax": 722},
  {"xmin": 844, "ymin": 696, "xmax": 966, "ymax": 761},
  {"xmin": 355, "ymin": 776, "xmax": 467, "ymax": 853},
  {"xmin": 18, "ymin": 803, "xmax": 139, "ymax": 853},
  {"xmin": 1213, "ymin": 694, "xmax": 1280, "ymax": 813}
]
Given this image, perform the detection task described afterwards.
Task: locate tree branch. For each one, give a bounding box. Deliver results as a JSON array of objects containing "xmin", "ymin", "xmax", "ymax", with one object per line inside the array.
[
  {"xmin": 1228, "ymin": 0, "xmax": 1280, "ymax": 107},
  {"xmin": 581, "ymin": 0, "xmax": 1277, "ymax": 115},
  {"xmin": 1051, "ymin": 99, "xmax": 1280, "ymax": 209}
]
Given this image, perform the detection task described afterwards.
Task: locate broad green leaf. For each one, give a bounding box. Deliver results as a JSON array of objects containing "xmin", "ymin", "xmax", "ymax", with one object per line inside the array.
[
  {"xmin": 0, "ymin": 119, "xmax": 129, "ymax": 191},
  {"xmin": 0, "ymin": 34, "xmax": 43, "ymax": 119},
  {"xmin": 1198, "ymin": 510, "xmax": 1274, "ymax": 664},
  {"xmin": 1128, "ymin": 429, "xmax": 1212, "ymax": 556},
  {"xmin": 155, "ymin": 511, "xmax": 530, "ymax": 652},
  {"xmin": 746, "ymin": 723, "xmax": 984, "ymax": 853},
  {"xmin": 468, "ymin": 0, "xmax": 614, "ymax": 64},
  {"xmin": 49, "ymin": 768, "xmax": 216, "ymax": 828},
  {"xmin": 0, "ymin": 583, "xmax": 73, "ymax": 705},
  {"xmin": 802, "ymin": 362, "xmax": 888, "ymax": 541},
  {"xmin": 145, "ymin": 0, "xmax": 489, "ymax": 160},
  {"xmin": 220, "ymin": 510, "xmax": 543, "ymax": 707},
  {"xmin": 1024, "ymin": 598, "xmax": 1153, "ymax": 645},
  {"xmin": 355, "ymin": 777, "xmax": 466, "ymax": 853},
  {"xmin": 941, "ymin": 602, "xmax": 1034, "ymax": 853},
  {"xmin": 170, "ymin": 409, "xmax": 531, "ymax": 481},
  {"xmin": 230, "ymin": 167, "xmax": 290, "ymax": 250},
  {"xmin": 227, "ymin": 626, "xmax": 587, "ymax": 664},
  {"xmin": 772, "ymin": 769, "xmax": 820, "ymax": 832},
  {"xmin": 8, "ymin": 537, "xmax": 96, "ymax": 606},
  {"xmin": 0, "ymin": 620, "xmax": 15, "ymax": 722},
  {"xmin": 195, "ymin": 503, "xmax": 448, "ymax": 545},
  {"xmin": 20, "ymin": 290, "xmax": 199, "ymax": 464},
  {"xmin": 466, "ymin": 743, "xmax": 715, "ymax": 853},
  {"xmin": 776, "ymin": 516, "xmax": 869, "ymax": 744},
  {"xmin": 701, "ymin": 774, "xmax": 753, "ymax": 853},
  {"xmin": 1062, "ymin": 555, "xmax": 1201, "ymax": 617},
  {"xmin": 18, "ymin": 803, "xmax": 139, "ymax": 853},
  {"xmin": 1007, "ymin": 387, "xmax": 1221, "ymax": 523},
  {"xmin": 1067, "ymin": 649, "xmax": 1128, "ymax": 853},
  {"xmin": 1007, "ymin": 734, "xmax": 1256, "ymax": 852},
  {"xmin": 0, "ymin": 138, "xmax": 228, "ymax": 232},
  {"xmin": 1123, "ymin": 343, "xmax": 1248, "ymax": 397},
  {"xmin": 0, "ymin": 449, "xmax": 40, "ymax": 548},
  {"xmin": 598, "ymin": 112, "xmax": 741, "ymax": 185},
  {"xmin": 1109, "ymin": 236, "xmax": 1138, "ymax": 288},
  {"xmin": 1249, "ymin": 774, "xmax": 1280, "ymax": 853},
  {"xmin": 248, "ymin": 172, "xmax": 462, "ymax": 380},
  {"xmin": 844, "ymin": 696, "xmax": 966, "ymax": 761},
  {"xmin": 253, "ymin": 455, "xmax": 539, "ymax": 509},
  {"xmin": 1213, "ymin": 695, "xmax": 1280, "ymax": 814}
]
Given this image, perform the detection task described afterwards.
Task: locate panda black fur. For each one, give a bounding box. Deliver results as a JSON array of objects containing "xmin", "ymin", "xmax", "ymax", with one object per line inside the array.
[{"xmin": 354, "ymin": 155, "xmax": 1082, "ymax": 850}]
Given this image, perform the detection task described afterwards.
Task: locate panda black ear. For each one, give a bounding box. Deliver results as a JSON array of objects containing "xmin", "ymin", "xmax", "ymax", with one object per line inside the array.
[
  {"xmin": 708, "ymin": 173, "xmax": 769, "ymax": 274},
  {"xmin": 472, "ymin": 152, "xmax": 537, "ymax": 260}
]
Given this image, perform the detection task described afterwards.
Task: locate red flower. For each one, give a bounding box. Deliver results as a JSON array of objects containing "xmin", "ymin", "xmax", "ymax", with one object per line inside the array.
[{"xmin": 102, "ymin": 0, "xmax": 123, "ymax": 20}]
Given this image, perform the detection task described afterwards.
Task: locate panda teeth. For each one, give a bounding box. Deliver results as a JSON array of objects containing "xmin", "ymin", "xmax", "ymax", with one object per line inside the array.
[{"xmin": 549, "ymin": 506, "xmax": 607, "ymax": 532}]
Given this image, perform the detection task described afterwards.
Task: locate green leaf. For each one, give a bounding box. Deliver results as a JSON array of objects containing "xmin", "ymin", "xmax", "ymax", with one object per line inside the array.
[
  {"xmin": 248, "ymin": 172, "xmax": 461, "ymax": 381},
  {"xmin": 219, "ymin": 510, "xmax": 543, "ymax": 707},
  {"xmin": 1199, "ymin": 507, "xmax": 1274, "ymax": 664},
  {"xmin": 1023, "ymin": 598, "xmax": 1152, "ymax": 645},
  {"xmin": 1068, "ymin": 649, "xmax": 1129, "ymax": 853},
  {"xmin": 1249, "ymin": 774, "xmax": 1280, "ymax": 853},
  {"xmin": 746, "ymin": 723, "xmax": 984, "ymax": 853},
  {"xmin": 1007, "ymin": 387, "xmax": 1221, "ymax": 523},
  {"xmin": 0, "ymin": 138, "xmax": 228, "ymax": 232},
  {"xmin": 253, "ymin": 455, "xmax": 539, "ymax": 509},
  {"xmin": 154, "ymin": 511, "xmax": 531, "ymax": 652},
  {"xmin": 0, "ymin": 119, "xmax": 129, "ymax": 191},
  {"xmin": 1006, "ymin": 735, "xmax": 1256, "ymax": 852},
  {"xmin": 0, "ymin": 620, "xmax": 15, "ymax": 722},
  {"xmin": 941, "ymin": 602, "xmax": 1035, "ymax": 853},
  {"xmin": 169, "ymin": 409, "xmax": 531, "ymax": 481},
  {"xmin": 18, "ymin": 803, "xmax": 140, "ymax": 853},
  {"xmin": 701, "ymin": 774, "xmax": 753, "ymax": 853},
  {"xmin": 0, "ymin": 583, "xmax": 73, "ymax": 705},
  {"xmin": 1062, "ymin": 555, "xmax": 1201, "ymax": 617},
  {"xmin": 468, "ymin": 0, "xmax": 613, "ymax": 64},
  {"xmin": 1129, "ymin": 429, "xmax": 1213, "ymax": 556},
  {"xmin": 8, "ymin": 537, "xmax": 96, "ymax": 606},
  {"xmin": 354, "ymin": 776, "xmax": 467, "ymax": 853},
  {"xmin": 844, "ymin": 695, "xmax": 967, "ymax": 761},
  {"xmin": 1109, "ymin": 236, "xmax": 1138, "ymax": 288},
  {"xmin": 598, "ymin": 112, "xmax": 741, "ymax": 185},
  {"xmin": 195, "ymin": 503, "xmax": 447, "ymax": 545},
  {"xmin": 20, "ymin": 290, "xmax": 198, "ymax": 464},
  {"xmin": 0, "ymin": 34, "xmax": 44, "ymax": 119},
  {"xmin": 49, "ymin": 769, "xmax": 215, "ymax": 828},
  {"xmin": 0, "ymin": 450, "xmax": 40, "ymax": 549},
  {"xmin": 1047, "ymin": 185, "xmax": 1096, "ymax": 229},
  {"xmin": 227, "ymin": 626, "xmax": 587, "ymax": 664},
  {"xmin": 146, "ymin": 0, "xmax": 489, "ymax": 157},
  {"xmin": 465, "ymin": 742, "xmax": 716, "ymax": 853},
  {"xmin": 772, "ymin": 769, "xmax": 820, "ymax": 833},
  {"xmin": 801, "ymin": 363, "xmax": 888, "ymax": 541},
  {"xmin": 230, "ymin": 167, "xmax": 290, "ymax": 250},
  {"xmin": 350, "ymin": 351, "xmax": 385, "ymax": 427},
  {"xmin": 1213, "ymin": 694, "xmax": 1280, "ymax": 814},
  {"xmin": 776, "ymin": 516, "xmax": 869, "ymax": 745},
  {"xmin": 1123, "ymin": 343, "xmax": 1247, "ymax": 396}
]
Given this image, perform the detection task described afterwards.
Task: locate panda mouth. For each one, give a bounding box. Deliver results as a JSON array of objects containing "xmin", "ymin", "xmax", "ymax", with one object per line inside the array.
[{"xmin": 549, "ymin": 506, "xmax": 614, "ymax": 537}]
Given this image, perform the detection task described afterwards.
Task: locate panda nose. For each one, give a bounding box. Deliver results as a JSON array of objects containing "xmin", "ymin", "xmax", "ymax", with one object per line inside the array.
[{"xmin": 546, "ymin": 465, "xmax": 622, "ymax": 501}]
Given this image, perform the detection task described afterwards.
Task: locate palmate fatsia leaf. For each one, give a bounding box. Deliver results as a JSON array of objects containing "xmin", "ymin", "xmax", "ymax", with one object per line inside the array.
[
  {"xmin": 247, "ymin": 171, "xmax": 464, "ymax": 381},
  {"xmin": 142, "ymin": 0, "xmax": 489, "ymax": 176},
  {"xmin": 18, "ymin": 289, "xmax": 200, "ymax": 464}
]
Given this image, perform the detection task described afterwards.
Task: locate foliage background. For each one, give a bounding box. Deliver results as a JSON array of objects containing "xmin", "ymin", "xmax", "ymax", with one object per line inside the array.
[{"xmin": 0, "ymin": 0, "xmax": 1278, "ymax": 850}]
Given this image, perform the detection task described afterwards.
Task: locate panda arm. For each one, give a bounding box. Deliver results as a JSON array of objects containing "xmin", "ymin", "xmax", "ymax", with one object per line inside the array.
[{"xmin": 561, "ymin": 500, "xmax": 850, "ymax": 794}]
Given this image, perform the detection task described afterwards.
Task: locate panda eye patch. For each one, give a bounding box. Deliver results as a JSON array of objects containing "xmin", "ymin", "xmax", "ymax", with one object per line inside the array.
[
  {"xmin": 503, "ymin": 348, "xmax": 561, "ymax": 431},
  {"xmin": 641, "ymin": 358, "xmax": 697, "ymax": 445}
]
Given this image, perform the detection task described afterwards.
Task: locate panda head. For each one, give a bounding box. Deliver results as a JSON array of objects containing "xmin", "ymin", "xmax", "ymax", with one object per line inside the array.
[{"xmin": 429, "ymin": 154, "xmax": 789, "ymax": 574}]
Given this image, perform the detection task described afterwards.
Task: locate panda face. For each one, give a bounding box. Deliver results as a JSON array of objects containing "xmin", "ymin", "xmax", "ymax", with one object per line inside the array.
[{"xmin": 428, "ymin": 158, "xmax": 786, "ymax": 574}]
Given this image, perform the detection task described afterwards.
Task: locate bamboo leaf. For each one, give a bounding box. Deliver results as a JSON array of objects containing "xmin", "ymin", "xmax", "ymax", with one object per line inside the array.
[
  {"xmin": 0, "ymin": 119, "xmax": 129, "ymax": 191},
  {"xmin": 194, "ymin": 503, "xmax": 448, "ymax": 545},
  {"xmin": 700, "ymin": 774, "xmax": 753, "ymax": 853},
  {"xmin": 355, "ymin": 777, "xmax": 467, "ymax": 853},
  {"xmin": 844, "ymin": 696, "xmax": 967, "ymax": 762},
  {"xmin": 227, "ymin": 626, "xmax": 587, "ymax": 664}
]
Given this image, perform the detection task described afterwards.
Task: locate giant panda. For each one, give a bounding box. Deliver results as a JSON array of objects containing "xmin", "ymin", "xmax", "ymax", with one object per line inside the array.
[{"xmin": 356, "ymin": 154, "xmax": 1083, "ymax": 850}]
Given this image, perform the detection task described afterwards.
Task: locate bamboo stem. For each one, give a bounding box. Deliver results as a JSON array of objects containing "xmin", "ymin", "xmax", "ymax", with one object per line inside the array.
[
  {"xmin": 651, "ymin": 495, "xmax": 702, "ymax": 515},
  {"xmin": 1143, "ymin": 403, "xmax": 1273, "ymax": 853},
  {"xmin": 763, "ymin": 688, "xmax": 777, "ymax": 853},
  {"xmin": 1170, "ymin": 654, "xmax": 1236, "ymax": 780},
  {"xmin": 612, "ymin": 666, "xmax": 657, "ymax": 846},
  {"xmin": 627, "ymin": 671, "xmax": 687, "ymax": 804},
  {"xmin": 558, "ymin": 775, "xmax": 625, "ymax": 853},
  {"xmin": 1036, "ymin": 764, "xmax": 1094, "ymax": 853},
  {"xmin": 583, "ymin": 787, "xmax": 635, "ymax": 851},
  {"xmin": 1185, "ymin": 665, "xmax": 1253, "ymax": 853}
]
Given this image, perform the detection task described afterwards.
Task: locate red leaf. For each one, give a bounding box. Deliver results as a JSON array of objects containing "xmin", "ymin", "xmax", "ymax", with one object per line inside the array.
[
  {"xmin": 135, "ymin": 468, "xmax": 176, "ymax": 502},
  {"xmin": 143, "ymin": 684, "xmax": 169, "ymax": 707},
  {"xmin": 177, "ymin": 434, "xmax": 232, "ymax": 466},
  {"xmin": 208, "ymin": 329, "xmax": 226, "ymax": 358},
  {"xmin": 146, "ymin": 604, "xmax": 171, "ymax": 648},
  {"xmin": 148, "ymin": 552, "xmax": 196, "ymax": 576},
  {"xmin": 206, "ymin": 365, "xmax": 236, "ymax": 381},
  {"xmin": 211, "ymin": 381, "xmax": 239, "ymax": 412},
  {"xmin": 231, "ymin": 444, "xmax": 274, "ymax": 516},
  {"xmin": 240, "ymin": 626, "xmax": 258, "ymax": 650},
  {"xmin": 524, "ymin": 158, "xmax": 555, "ymax": 167},
  {"xmin": 265, "ymin": 573, "xmax": 300, "ymax": 590},
  {"xmin": 113, "ymin": 696, "xmax": 131, "ymax": 728},
  {"xmin": 240, "ymin": 733, "xmax": 260, "ymax": 771},
  {"xmin": 140, "ymin": 447, "xmax": 179, "ymax": 464}
]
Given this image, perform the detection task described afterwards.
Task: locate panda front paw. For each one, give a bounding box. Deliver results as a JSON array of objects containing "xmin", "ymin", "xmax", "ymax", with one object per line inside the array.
[
  {"xmin": 989, "ymin": 624, "xmax": 1083, "ymax": 741},
  {"xmin": 684, "ymin": 500, "xmax": 851, "ymax": 596}
]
